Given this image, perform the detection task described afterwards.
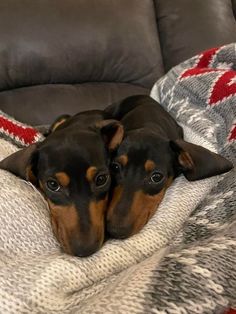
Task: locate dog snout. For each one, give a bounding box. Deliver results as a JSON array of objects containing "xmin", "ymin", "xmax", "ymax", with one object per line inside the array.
[
  {"xmin": 49, "ymin": 201, "xmax": 106, "ymax": 257},
  {"xmin": 69, "ymin": 238, "xmax": 103, "ymax": 257},
  {"xmin": 106, "ymin": 221, "xmax": 133, "ymax": 239},
  {"xmin": 57, "ymin": 226, "xmax": 104, "ymax": 257},
  {"xmin": 107, "ymin": 189, "xmax": 166, "ymax": 239},
  {"xmin": 106, "ymin": 187, "xmax": 137, "ymax": 239}
]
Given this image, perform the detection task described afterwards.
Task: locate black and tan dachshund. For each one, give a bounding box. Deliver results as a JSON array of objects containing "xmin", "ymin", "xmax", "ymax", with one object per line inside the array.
[
  {"xmin": 0, "ymin": 110, "xmax": 124, "ymax": 257},
  {"xmin": 0, "ymin": 96, "xmax": 233, "ymax": 256},
  {"xmin": 104, "ymin": 95, "xmax": 233, "ymax": 239}
]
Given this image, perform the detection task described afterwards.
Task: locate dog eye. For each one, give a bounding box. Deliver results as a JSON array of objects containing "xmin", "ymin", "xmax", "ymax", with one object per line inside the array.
[
  {"xmin": 46, "ymin": 179, "xmax": 61, "ymax": 192},
  {"xmin": 95, "ymin": 174, "xmax": 109, "ymax": 187},
  {"xmin": 150, "ymin": 172, "xmax": 164, "ymax": 183},
  {"xmin": 110, "ymin": 162, "xmax": 121, "ymax": 173}
]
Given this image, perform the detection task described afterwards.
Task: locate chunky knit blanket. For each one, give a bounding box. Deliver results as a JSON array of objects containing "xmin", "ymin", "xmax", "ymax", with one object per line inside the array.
[{"xmin": 0, "ymin": 44, "xmax": 235, "ymax": 314}]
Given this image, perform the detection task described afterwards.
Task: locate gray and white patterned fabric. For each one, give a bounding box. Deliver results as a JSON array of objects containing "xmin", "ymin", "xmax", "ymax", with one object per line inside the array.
[{"xmin": 0, "ymin": 44, "xmax": 235, "ymax": 313}]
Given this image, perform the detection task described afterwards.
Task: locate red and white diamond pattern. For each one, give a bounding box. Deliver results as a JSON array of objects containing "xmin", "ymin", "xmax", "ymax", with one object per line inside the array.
[
  {"xmin": 180, "ymin": 46, "xmax": 236, "ymax": 142},
  {"xmin": 209, "ymin": 71, "xmax": 236, "ymax": 105}
]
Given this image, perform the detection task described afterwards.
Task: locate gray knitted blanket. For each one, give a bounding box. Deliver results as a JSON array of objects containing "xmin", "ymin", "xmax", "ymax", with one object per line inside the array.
[{"xmin": 0, "ymin": 44, "xmax": 235, "ymax": 314}]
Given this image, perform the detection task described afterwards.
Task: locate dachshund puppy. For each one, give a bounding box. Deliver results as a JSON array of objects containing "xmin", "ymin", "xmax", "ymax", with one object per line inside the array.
[
  {"xmin": 104, "ymin": 95, "xmax": 233, "ymax": 239},
  {"xmin": 0, "ymin": 110, "xmax": 124, "ymax": 256}
]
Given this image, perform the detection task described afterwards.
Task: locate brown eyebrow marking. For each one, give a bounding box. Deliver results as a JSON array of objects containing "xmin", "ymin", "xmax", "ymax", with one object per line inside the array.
[
  {"xmin": 55, "ymin": 172, "xmax": 70, "ymax": 187},
  {"xmin": 117, "ymin": 155, "xmax": 128, "ymax": 167},
  {"xmin": 86, "ymin": 166, "xmax": 97, "ymax": 183},
  {"xmin": 144, "ymin": 160, "xmax": 156, "ymax": 172}
]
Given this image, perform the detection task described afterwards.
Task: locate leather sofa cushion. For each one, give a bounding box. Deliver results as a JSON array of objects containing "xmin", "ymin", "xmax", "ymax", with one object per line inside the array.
[
  {"xmin": 0, "ymin": 0, "xmax": 164, "ymax": 90},
  {"xmin": 0, "ymin": 83, "xmax": 148, "ymax": 126},
  {"xmin": 155, "ymin": 0, "xmax": 236, "ymax": 71},
  {"xmin": 232, "ymin": 0, "xmax": 236, "ymax": 18}
]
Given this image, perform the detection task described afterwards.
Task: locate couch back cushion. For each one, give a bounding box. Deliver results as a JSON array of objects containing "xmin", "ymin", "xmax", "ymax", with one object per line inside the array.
[
  {"xmin": 0, "ymin": 0, "xmax": 164, "ymax": 90},
  {"xmin": 155, "ymin": 0, "xmax": 236, "ymax": 71}
]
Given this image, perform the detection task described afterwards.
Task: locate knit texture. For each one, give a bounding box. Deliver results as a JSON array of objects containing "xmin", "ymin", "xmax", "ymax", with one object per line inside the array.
[{"xmin": 0, "ymin": 44, "xmax": 235, "ymax": 313}]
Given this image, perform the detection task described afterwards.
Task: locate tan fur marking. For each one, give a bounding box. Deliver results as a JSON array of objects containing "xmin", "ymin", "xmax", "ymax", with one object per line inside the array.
[
  {"xmin": 47, "ymin": 197, "xmax": 107, "ymax": 255},
  {"xmin": 48, "ymin": 200, "xmax": 79, "ymax": 254},
  {"xmin": 131, "ymin": 189, "xmax": 165, "ymax": 234},
  {"xmin": 89, "ymin": 197, "xmax": 108, "ymax": 246},
  {"xmin": 39, "ymin": 180, "xmax": 44, "ymax": 191},
  {"xmin": 107, "ymin": 185, "xmax": 124, "ymax": 220},
  {"xmin": 55, "ymin": 172, "xmax": 70, "ymax": 187},
  {"xmin": 86, "ymin": 166, "xmax": 97, "ymax": 183},
  {"xmin": 144, "ymin": 160, "xmax": 156, "ymax": 172},
  {"xmin": 109, "ymin": 124, "xmax": 124, "ymax": 150},
  {"xmin": 178, "ymin": 152, "xmax": 194, "ymax": 169},
  {"xmin": 26, "ymin": 165, "xmax": 37, "ymax": 184},
  {"xmin": 117, "ymin": 155, "xmax": 128, "ymax": 167},
  {"xmin": 129, "ymin": 176, "xmax": 174, "ymax": 235},
  {"xmin": 95, "ymin": 120, "xmax": 124, "ymax": 150}
]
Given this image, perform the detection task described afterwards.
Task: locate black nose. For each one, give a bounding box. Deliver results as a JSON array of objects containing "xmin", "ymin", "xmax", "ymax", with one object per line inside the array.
[
  {"xmin": 69, "ymin": 241, "xmax": 101, "ymax": 257},
  {"xmin": 106, "ymin": 223, "xmax": 132, "ymax": 239}
]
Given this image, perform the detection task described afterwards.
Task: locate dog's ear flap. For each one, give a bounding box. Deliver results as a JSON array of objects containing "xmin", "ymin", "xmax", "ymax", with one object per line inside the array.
[
  {"xmin": 95, "ymin": 120, "xmax": 124, "ymax": 151},
  {"xmin": 46, "ymin": 114, "xmax": 71, "ymax": 136},
  {"xmin": 0, "ymin": 144, "xmax": 38, "ymax": 183},
  {"xmin": 170, "ymin": 139, "xmax": 233, "ymax": 181},
  {"xmin": 104, "ymin": 95, "xmax": 149, "ymax": 120}
]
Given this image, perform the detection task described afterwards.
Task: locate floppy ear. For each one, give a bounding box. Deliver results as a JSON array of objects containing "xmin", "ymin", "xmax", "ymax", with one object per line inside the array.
[
  {"xmin": 0, "ymin": 144, "xmax": 38, "ymax": 183},
  {"xmin": 170, "ymin": 139, "xmax": 233, "ymax": 181},
  {"xmin": 47, "ymin": 114, "xmax": 71, "ymax": 136},
  {"xmin": 104, "ymin": 95, "xmax": 149, "ymax": 120},
  {"xmin": 95, "ymin": 120, "xmax": 124, "ymax": 151}
]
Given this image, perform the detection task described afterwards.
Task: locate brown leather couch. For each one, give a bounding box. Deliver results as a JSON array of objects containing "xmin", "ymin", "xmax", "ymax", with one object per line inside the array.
[{"xmin": 0, "ymin": 0, "xmax": 235, "ymax": 126}]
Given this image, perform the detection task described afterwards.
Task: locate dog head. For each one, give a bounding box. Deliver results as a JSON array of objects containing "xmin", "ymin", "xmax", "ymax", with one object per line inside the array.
[
  {"xmin": 106, "ymin": 131, "xmax": 233, "ymax": 239},
  {"xmin": 0, "ymin": 116, "xmax": 124, "ymax": 257}
]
